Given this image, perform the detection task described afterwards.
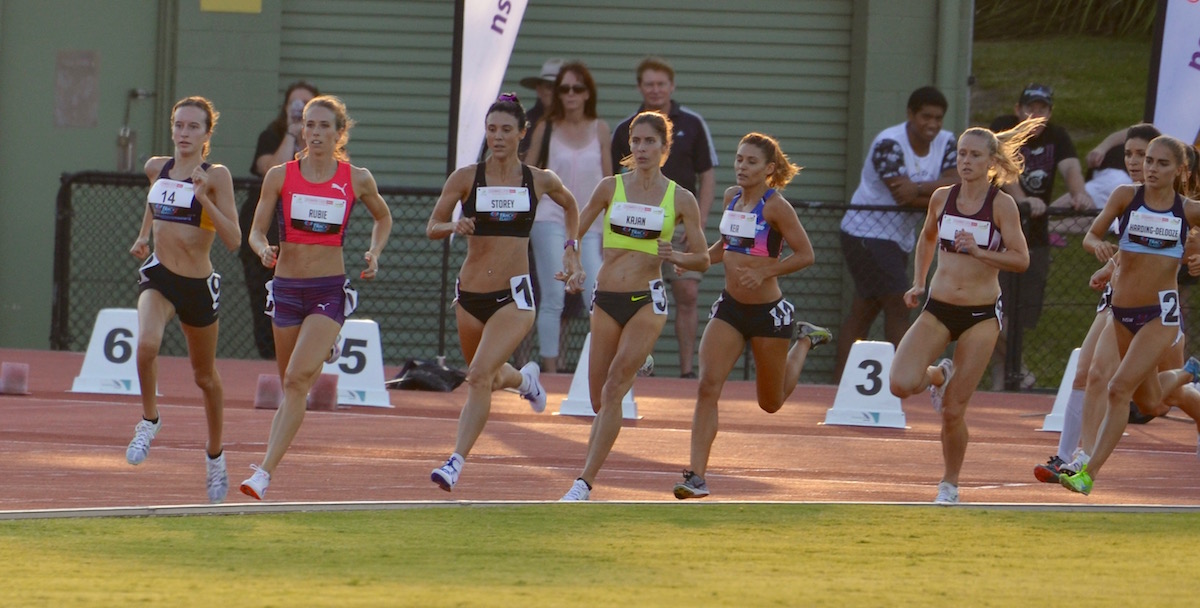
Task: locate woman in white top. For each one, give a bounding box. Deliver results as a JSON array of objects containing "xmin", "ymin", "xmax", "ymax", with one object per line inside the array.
[{"xmin": 525, "ymin": 61, "xmax": 612, "ymax": 373}]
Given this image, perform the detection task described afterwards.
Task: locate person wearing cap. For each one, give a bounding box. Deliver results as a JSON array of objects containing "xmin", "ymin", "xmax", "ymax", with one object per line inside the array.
[
  {"xmin": 518, "ymin": 58, "xmax": 564, "ymax": 158},
  {"xmin": 611, "ymin": 56, "xmax": 718, "ymax": 378},
  {"xmin": 988, "ymin": 83, "xmax": 1093, "ymax": 390}
]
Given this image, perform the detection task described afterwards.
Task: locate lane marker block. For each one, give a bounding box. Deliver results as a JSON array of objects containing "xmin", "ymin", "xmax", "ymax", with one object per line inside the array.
[
  {"xmin": 306, "ymin": 373, "xmax": 339, "ymax": 411},
  {"xmin": 71, "ymin": 308, "xmax": 145, "ymax": 395},
  {"xmin": 253, "ymin": 373, "xmax": 283, "ymax": 410},
  {"xmin": 1041, "ymin": 348, "xmax": 1080, "ymax": 432},
  {"xmin": 824, "ymin": 340, "xmax": 907, "ymax": 429},
  {"xmin": 557, "ymin": 333, "xmax": 639, "ymax": 419},
  {"xmin": 0, "ymin": 362, "xmax": 31, "ymax": 395}
]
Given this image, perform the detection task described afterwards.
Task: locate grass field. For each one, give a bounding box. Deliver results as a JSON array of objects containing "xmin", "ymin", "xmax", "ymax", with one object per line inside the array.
[{"xmin": 3, "ymin": 504, "xmax": 1200, "ymax": 607}]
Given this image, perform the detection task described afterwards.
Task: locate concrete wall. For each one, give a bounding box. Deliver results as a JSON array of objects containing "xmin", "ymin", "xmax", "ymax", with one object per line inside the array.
[{"xmin": 0, "ymin": 0, "xmax": 161, "ymax": 348}]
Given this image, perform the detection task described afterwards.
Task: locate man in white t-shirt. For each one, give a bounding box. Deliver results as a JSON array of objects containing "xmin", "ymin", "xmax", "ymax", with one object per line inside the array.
[{"xmin": 835, "ymin": 86, "xmax": 959, "ymax": 381}]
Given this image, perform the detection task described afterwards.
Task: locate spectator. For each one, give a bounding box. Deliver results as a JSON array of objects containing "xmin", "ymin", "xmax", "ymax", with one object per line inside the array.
[
  {"xmin": 835, "ymin": 86, "xmax": 959, "ymax": 381},
  {"xmin": 525, "ymin": 61, "xmax": 611, "ymax": 373},
  {"xmin": 1049, "ymin": 123, "xmax": 1156, "ymax": 233},
  {"xmin": 611, "ymin": 56, "xmax": 718, "ymax": 378},
  {"xmin": 240, "ymin": 81, "xmax": 320, "ymax": 359},
  {"xmin": 989, "ymin": 83, "xmax": 1094, "ymax": 390},
  {"xmin": 518, "ymin": 58, "xmax": 563, "ymax": 159}
]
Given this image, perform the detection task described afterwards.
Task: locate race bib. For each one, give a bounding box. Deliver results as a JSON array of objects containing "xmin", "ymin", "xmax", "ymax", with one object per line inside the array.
[
  {"xmin": 719, "ymin": 210, "xmax": 758, "ymax": 239},
  {"xmin": 1160, "ymin": 289, "xmax": 1181, "ymax": 326},
  {"xmin": 291, "ymin": 193, "xmax": 347, "ymax": 233},
  {"xmin": 610, "ymin": 202, "xmax": 665, "ymax": 240},
  {"xmin": 649, "ymin": 279, "xmax": 668, "ymax": 315},
  {"xmin": 1127, "ymin": 210, "xmax": 1182, "ymax": 248},
  {"xmin": 510, "ymin": 274, "xmax": 535, "ymax": 311},
  {"xmin": 148, "ymin": 179, "xmax": 195, "ymax": 208},
  {"xmin": 939, "ymin": 214, "xmax": 992, "ymax": 248},
  {"xmin": 476, "ymin": 187, "xmax": 531, "ymax": 213}
]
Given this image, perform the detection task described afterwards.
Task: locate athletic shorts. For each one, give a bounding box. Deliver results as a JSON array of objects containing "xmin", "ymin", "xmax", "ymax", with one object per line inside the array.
[
  {"xmin": 839, "ymin": 231, "xmax": 909, "ymax": 299},
  {"xmin": 1111, "ymin": 290, "xmax": 1181, "ymax": 336},
  {"xmin": 923, "ymin": 297, "xmax": 1002, "ymax": 342},
  {"xmin": 454, "ymin": 274, "xmax": 534, "ymax": 324},
  {"xmin": 266, "ymin": 275, "xmax": 357, "ymax": 328},
  {"xmin": 592, "ymin": 279, "xmax": 668, "ymax": 327},
  {"xmin": 708, "ymin": 290, "xmax": 795, "ymax": 340},
  {"xmin": 137, "ymin": 253, "xmax": 220, "ymax": 327}
]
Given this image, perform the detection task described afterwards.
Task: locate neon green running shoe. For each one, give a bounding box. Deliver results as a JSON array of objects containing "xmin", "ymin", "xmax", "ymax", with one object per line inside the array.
[{"xmin": 1059, "ymin": 464, "xmax": 1093, "ymax": 495}]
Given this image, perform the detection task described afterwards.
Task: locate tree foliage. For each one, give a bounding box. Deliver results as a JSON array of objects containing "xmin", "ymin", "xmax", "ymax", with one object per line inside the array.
[{"xmin": 975, "ymin": 0, "xmax": 1159, "ymax": 40}]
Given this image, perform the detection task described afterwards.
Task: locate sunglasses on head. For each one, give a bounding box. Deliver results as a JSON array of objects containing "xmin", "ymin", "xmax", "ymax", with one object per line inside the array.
[{"xmin": 558, "ymin": 84, "xmax": 587, "ymax": 95}]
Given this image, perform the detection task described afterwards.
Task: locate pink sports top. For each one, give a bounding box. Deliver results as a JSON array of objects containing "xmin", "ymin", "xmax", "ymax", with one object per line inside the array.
[{"xmin": 277, "ymin": 160, "xmax": 357, "ymax": 246}]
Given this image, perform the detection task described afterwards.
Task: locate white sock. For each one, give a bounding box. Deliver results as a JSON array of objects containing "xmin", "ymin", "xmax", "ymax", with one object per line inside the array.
[
  {"xmin": 517, "ymin": 371, "xmax": 532, "ymax": 394},
  {"xmin": 1057, "ymin": 389, "xmax": 1084, "ymax": 462}
]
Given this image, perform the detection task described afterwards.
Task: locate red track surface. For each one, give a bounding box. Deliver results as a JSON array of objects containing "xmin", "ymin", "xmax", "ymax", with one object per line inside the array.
[{"xmin": 2, "ymin": 347, "xmax": 1198, "ymax": 511}]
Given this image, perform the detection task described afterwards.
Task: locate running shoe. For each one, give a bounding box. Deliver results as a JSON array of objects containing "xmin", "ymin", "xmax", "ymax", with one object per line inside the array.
[
  {"xmin": 561, "ymin": 478, "xmax": 591, "ymax": 501},
  {"xmin": 431, "ymin": 453, "xmax": 464, "ymax": 492},
  {"xmin": 205, "ymin": 452, "xmax": 228, "ymax": 504},
  {"xmin": 637, "ymin": 354, "xmax": 655, "ymax": 377},
  {"xmin": 1033, "ymin": 455, "xmax": 1066, "ymax": 483},
  {"xmin": 519, "ymin": 362, "xmax": 547, "ymax": 413},
  {"xmin": 239, "ymin": 464, "xmax": 271, "ymax": 500},
  {"xmin": 1059, "ymin": 464, "xmax": 1093, "ymax": 495},
  {"xmin": 797, "ymin": 322, "xmax": 832, "ymax": 349},
  {"xmin": 673, "ymin": 470, "xmax": 710, "ymax": 500},
  {"xmin": 930, "ymin": 358, "xmax": 955, "ymax": 414},
  {"xmin": 125, "ymin": 417, "xmax": 162, "ymax": 465},
  {"xmin": 1185, "ymin": 356, "xmax": 1200, "ymax": 384},
  {"xmin": 934, "ymin": 481, "xmax": 959, "ymax": 505},
  {"xmin": 326, "ymin": 334, "xmax": 344, "ymax": 365}
]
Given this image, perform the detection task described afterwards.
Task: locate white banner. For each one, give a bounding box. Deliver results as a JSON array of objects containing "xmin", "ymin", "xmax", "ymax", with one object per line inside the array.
[
  {"xmin": 1151, "ymin": 0, "xmax": 1200, "ymax": 145},
  {"xmin": 456, "ymin": 0, "xmax": 529, "ymax": 170}
]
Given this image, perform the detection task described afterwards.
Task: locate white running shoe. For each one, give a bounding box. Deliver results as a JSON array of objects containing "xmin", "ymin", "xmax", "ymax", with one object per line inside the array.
[
  {"xmin": 934, "ymin": 481, "xmax": 959, "ymax": 505},
  {"xmin": 431, "ymin": 453, "xmax": 464, "ymax": 492},
  {"xmin": 637, "ymin": 354, "xmax": 655, "ymax": 377},
  {"xmin": 326, "ymin": 334, "xmax": 344, "ymax": 364},
  {"xmin": 930, "ymin": 358, "xmax": 955, "ymax": 414},
  {"xmin": 519, "ymin": 362, "xmax": 547, "ymax": 413},
  {"xmin": 206, "ymin": 452, "xmax": 228, "ymax": 504},
  {"xmin": 125, "ymin": 417, "xmax": 162, "ymax": 465},
  {"xmin": 561, "ymin": 478, "xmax": 591, "ymax": 501},
  {"xmin": 239, "ymin": 464, "xmax": 271, "ymax": 500}
]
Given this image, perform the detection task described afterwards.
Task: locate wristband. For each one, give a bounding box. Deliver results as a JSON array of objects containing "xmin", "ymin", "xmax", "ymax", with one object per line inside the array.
[{"xmin": 564, "ymin": 239, "xmax": 579, "ymax": 252}]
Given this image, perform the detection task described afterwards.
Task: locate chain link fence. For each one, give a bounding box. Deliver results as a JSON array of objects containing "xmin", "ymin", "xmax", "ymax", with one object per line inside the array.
[{"xmin": 54, "ymin": 171, "xmax": 1176, "ymax": 390}]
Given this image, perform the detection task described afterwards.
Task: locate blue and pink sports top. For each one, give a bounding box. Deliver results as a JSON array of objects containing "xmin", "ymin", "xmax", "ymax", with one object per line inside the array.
[
  {"xmin": 720, "ymin": 188, "xmax": 782, "ymax": 258},
  {"xmin": 277, "ymin": 160, "xmax": 357, "ymax": 246},
  {"xmin": 148, "ymin": 159, "xmax": 214, "ymax": 231},
  {"xmin": 1118, "ymin": 186, "xmax": 1188, "ymax": 259},
  {"xmin": 938, "ymin": 184, "xmax": 1004, "ymax": 253}
]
